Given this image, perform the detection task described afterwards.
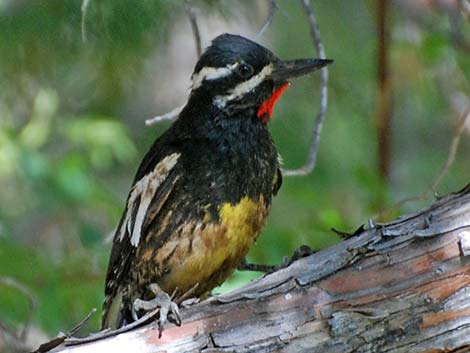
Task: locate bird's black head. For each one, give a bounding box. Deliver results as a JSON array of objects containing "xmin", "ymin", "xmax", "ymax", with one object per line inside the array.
[{"xmin": 189, "ymin": 33, "xmax": 332, "ymax": 123}]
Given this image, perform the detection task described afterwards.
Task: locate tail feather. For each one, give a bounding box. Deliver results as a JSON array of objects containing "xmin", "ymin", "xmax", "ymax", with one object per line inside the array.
[{"xmin": 101, "ymin": 291, "xmax": 123, "ymax": 330}]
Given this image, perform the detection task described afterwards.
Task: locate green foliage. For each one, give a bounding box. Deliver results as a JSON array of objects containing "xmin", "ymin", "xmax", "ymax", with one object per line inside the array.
[
  {"xmin": 0, "ymin": 237, "xmax": 106, "ymax": 333},
  {"xmin": 0, "ymin": 0, "xmax": 469, "ymax": 339}
]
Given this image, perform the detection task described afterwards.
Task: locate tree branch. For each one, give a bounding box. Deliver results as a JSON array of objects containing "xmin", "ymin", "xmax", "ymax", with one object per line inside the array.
[
  {"xmin": 282, "ymin": 0, "xmax": 330, "ymax": 176},
  {"xmin": 145, "ymin": 105, "xmax": 184, "ymax": 126},
  {"xmin": 185, "ymin": 0, "xmax": 202, "ymax": 58},
  {"xmin": 376, "ymin": 102, "xmax": 470, "ymax": 219},
  {"xmin": 0, "ymin": 276, "xmax": 37, "ymax": 340},
  {"xmin": 37, "ymin": 185, "xmax": 470, "ymax": 352},
  {"xmin": 80, "ymin": 0, "xmax": 92, "ymax": 43},
  {"xmin": 460, "ymin": 0, "xmax": 470, "ymax": 19},
  {"xmin": 432, "ymin": 108, "xmax": 470, "ymax": 190},
  {"xmin": 255, "ymin": 0, "xmax": 278, "ymax": 39},
  {"xmin": 376, "ymin": 0, "xmax": 392, "ymax": 183}
]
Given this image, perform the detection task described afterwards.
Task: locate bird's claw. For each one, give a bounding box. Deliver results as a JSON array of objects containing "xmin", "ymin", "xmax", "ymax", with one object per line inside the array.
[
  {"xmin": 132, "ymin": 287, "xmax": 181, "ymax": 337},
  {"xmin": 238, "ymin": 245, "xmax": 315, "ymax": 274},
  {"xmin": 181, "ymin": 297, "xmax": 200, "ymax": 308},
  {"xmin": 287, "ymin": 244, "xmax": 315, "ymax": 265}
]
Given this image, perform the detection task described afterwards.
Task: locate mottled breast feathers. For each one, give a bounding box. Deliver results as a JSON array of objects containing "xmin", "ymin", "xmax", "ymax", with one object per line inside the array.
[{"xmin": 102, "ymin": 136, "xmax": 281, "ymax": 328}]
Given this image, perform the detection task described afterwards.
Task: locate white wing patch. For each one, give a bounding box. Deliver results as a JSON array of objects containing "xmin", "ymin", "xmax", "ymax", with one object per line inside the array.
[
  {"xmin": 191, "ymin": 63, "xmax": 239, "ymax": 90},
  {"xmin": 213, "ymin": 64, "xmax": 273, "ymax": 108},
  {"xmin": 118, "ymin": 153, "xmax": 181, "ymax": 246}
]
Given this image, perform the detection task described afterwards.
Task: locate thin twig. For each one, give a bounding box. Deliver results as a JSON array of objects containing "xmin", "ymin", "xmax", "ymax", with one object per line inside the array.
[
  {"xmin": 81, "ymin": 0, "xmax": 91, "ymax": 43},
  {"xmin": 256, "ymin": 0, "xmax": 278, "ymax": 39},
  {"xmin": 145, "ymin": 105, "xmax": 184, "ymax": 126},
  {"xmin": 282, "ymin": 0, "xmax": 330, "ymax": 176},
  {"xmin": 185, "ymin": 0, "xmax": 202, "ymax": 58},
  {"xmin": 459, "ymin": 0, "xmax": 470, "ymax": 19},
  {"xmin": 69, "ymin": 308, "xmax": 97, "ymax": 336},
  {"xmin": 0, "ymin": 276, "xmax": 37, "ymax": 340},
  {"xmin": 144, "ymin": 1, "xmax": 200, "ymax": 127},
  {"xmin": 448, "ymin": 2, "xmax": 470, "ymax": 52},
  {"xmin": 64, "ymin": 307, "xmax": 160, "ymax": 346},
  {"xmin": 431, "ymin": 107, "xmax": 470, "ymax": 190},
  {"xmin": 34, "ymin": 308, "xmax": 98, "ymax": 352},
  {"xmin": 375, "ymin": 103, "xmax": 470, "ymax": 219},
  {"xmin": 62, "ymin": 285, "xmax": 198, "ymax": 346},
  {"xmin": 0, "ymin": 321, "xmax": 31, "ymax": 353}
]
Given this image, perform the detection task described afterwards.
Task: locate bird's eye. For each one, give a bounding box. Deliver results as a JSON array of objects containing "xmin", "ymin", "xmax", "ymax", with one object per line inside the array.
[{"xmin": 237, "ymin": 63, "xmax": 254, "ymax": 78}]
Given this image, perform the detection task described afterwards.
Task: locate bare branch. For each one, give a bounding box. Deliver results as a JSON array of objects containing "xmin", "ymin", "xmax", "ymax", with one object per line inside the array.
[
  {"xmin": 255, "ymin": 0, "xmax": 278, "ymax": 39},
  {"xmin": 34, "ymin": 309, "xmax": 97, "ymax": 353},
  {"xmin": 144, "ymin": 1, "xmax": 200, "ymax": 128},
  {"xmin": 375, "ymin": 102, "xmax": 470, "ymax": 219},
  {"xmin": 282, "ymin": 0, "xmax": 330, "ymax": 176},
  {"xmin": 145, "ymin": 105, "xmax": 184, "ymax": 126},
  {"xmin": 376, "ymin": 0, "xmax": 392, "ymax": 182},
  {"xmin": 459, "ymin": 0, "xmax": 470, "ymax": 19},
  {"xmin": 81, "ymin": 0, "xmax": 92, "ymax": 43},
  {"xmin": 35, "ymin": 187, "xmax": 470, "ymax": 352},
  {"xmin": 185, "ymin": 0, "xmax": 202, "ymax": 58},
  {"xmin": 69, "ymin": 308, "xmax": 97, "ymax": 337},
  {"xmin": 448, "ymin": 5, "xmax": 470, "ymax": 52},
  {"xmin": 431, "ymin": 104, "xmax": 470, "ymax": 190},
  {"xmin": 0, "ymin": 320, "xmax": 32, "ymax": 353},
  {"xmin": 0, "ymin": 276, "xmax": 37, "ymax": 340}
]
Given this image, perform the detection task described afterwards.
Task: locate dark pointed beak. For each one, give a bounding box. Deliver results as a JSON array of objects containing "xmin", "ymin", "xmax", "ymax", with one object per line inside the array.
[{"xmin": 271, "ymin": 58, "xmax": 333, "ymax": 82}]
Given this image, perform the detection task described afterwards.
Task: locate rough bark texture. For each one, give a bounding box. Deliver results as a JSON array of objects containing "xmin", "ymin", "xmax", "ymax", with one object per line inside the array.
[{"xmin": 48, "ymin": 185, "xmax": 470, "ymax": 353}]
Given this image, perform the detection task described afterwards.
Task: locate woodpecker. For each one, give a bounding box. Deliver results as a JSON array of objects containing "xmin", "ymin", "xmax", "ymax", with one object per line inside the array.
[{"xmin": 102, "ymin": 33, "xmax": 332, "ymax": 330}]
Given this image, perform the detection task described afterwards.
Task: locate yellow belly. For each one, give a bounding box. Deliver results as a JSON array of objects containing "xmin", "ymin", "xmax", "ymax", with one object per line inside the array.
[{"xmin": 158, "ymin": 195, "xmax": 269, "ymax": 296}]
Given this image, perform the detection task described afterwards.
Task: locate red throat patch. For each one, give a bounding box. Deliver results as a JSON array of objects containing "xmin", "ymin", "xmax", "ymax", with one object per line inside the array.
[{"xmin": 257, "ymin": 82, "xmax": 290, "ymax": 123}]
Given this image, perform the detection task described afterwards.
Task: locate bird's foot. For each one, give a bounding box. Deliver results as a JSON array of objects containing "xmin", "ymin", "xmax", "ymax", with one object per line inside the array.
[
  {"xmin": 132, "ymin": 284, "xmax": 181, "ymax": 337},
  {"xmin": 332, "ymin": 224, "xmax": 366, "ymax": 239},
  {"xmin": 180, "ymin": 297, "xmax": 200, "ymax": 308},
  {"xmin": 238, "ymin": 245, "xmax": 315, "ymax": 274},
  {"xmin": 238, "ymin": 258, "xmax": 277, "ymax": 273},
  {"xmin": 285, "ymin": 244, "xmax": 316, "ymax": 265}
]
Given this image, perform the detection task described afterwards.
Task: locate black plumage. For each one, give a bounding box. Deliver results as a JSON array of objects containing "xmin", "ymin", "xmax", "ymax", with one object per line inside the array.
[{"xmin": 102, "ymin": 33, "xmax": 331, "ymax": 329}]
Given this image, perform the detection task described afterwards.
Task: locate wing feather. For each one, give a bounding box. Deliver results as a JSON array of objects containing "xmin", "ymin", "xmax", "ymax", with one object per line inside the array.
[{"xmin": 101, "ymin": 152, "xmax": 181, "ymax": 328}]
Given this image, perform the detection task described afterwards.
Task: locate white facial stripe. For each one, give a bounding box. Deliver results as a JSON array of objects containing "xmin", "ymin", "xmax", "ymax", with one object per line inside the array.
[
  {"xmin": 213, "ymin": 64, "xmax": 273, "ymax": 108},
  {"xmin": 191, "ymin": 63, "xmax": 239, "ymax": 90}
]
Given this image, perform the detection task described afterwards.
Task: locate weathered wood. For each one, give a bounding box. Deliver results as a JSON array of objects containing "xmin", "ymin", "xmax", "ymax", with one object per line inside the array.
[{"xmin": 46, "ymin": 185, "xmax": 470, "ymax": 353}]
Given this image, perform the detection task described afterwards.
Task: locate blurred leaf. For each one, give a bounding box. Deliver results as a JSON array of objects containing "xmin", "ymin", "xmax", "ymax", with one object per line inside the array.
[
  {"xmin": 19, "ymin": 89, "xmax": 58, "ymax": 148},
  {"xmin": 421, "ymin": 33, "xmax": 448, "ymax": 64},
  {"xmin": 0, "ymin": 237, "xmax": 106, "ymax": 333},
  {"xmin": 62, "ymin": 116, "xmax": 137, "ymax": 169},
  {"xmin": 54, "ymin": 154, "xmax": 92, "ymax": 201},
  {"xmin": 19, "ymin": 149, "xmax": 50, "ymax": 181},
  {"xmin": 0, "ymin": 128, "xmax": 19, "ymax": 177},
  {"xmin": 317, "ymin": 208, "xmax": 344, "ymax": 230}
]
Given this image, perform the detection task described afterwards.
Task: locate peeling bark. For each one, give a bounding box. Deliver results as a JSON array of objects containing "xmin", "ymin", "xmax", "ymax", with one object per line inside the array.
[{"xmin": 44, "ymin": 185, "xmax": 470, "ymax": 353}]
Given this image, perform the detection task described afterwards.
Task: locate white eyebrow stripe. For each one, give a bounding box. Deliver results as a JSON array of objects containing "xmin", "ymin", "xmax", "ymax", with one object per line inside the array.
[
  {"xmin": 213, "ymin": 64, "xmax": 273, "ymax": 108},
  {"xmin": 191, "ymin": 63, "xmax": 239, "ymax": 90}
]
